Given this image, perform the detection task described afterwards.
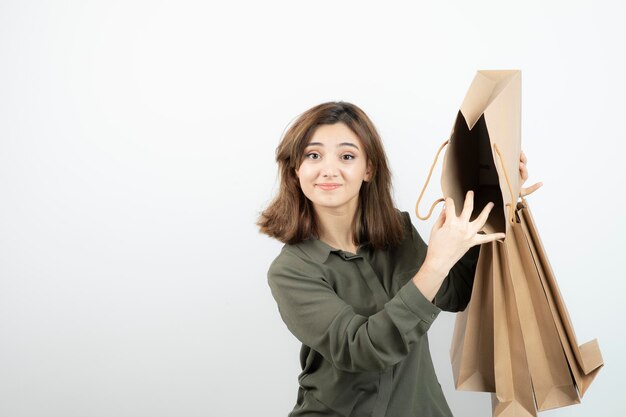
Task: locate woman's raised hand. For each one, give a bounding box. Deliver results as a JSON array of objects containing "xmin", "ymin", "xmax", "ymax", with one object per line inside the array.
[
  {"xmin": 423, "ymin": 150, "xmax": 542, "ymax": 277},
  {"xmin": 520, "ymin": 149, "xmax": 543, "ymax": 197},
  {"xmin": 424, "ymin": 190, "xmax": 504, "ymax": 277}
]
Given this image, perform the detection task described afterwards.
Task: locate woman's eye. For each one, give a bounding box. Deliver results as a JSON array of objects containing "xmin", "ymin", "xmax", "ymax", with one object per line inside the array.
[
  {"xmin": 342, "ymin": 154, "xmax": 355, "ymax": 161},
  {"xmin": 305, "ymin": 152, "xmax": 320, "ymax": 160}
]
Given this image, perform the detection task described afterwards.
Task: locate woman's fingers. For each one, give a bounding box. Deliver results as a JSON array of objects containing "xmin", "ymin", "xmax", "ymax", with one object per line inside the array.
[
  {"xmin": 520, "ymin": 161, "xmax": 528, "ymax": 182},
  {"xmin": 444, "ymin": 196, "xmax": 456, "ymax": 220},
  {"xmin": 442, "ymin": 192, "xmax": 474, "ymax": 223},
  {"xmin": 471, "ymin": 201, "xmax": 495, "ymax": 230},
  {"xmin": 460, "ymin": 190, "xmax": 474, "ymax": 222},
  {"xmin": 474, "ymin": 232, "xmax": 506, "ymax": 246},
  {"xmin": 434, "ymin": 206, "xmax": 446, "ymax": 229},
  {"xmin": 521, "ymin": 181, "xmax": 544, "ymax": 197}
]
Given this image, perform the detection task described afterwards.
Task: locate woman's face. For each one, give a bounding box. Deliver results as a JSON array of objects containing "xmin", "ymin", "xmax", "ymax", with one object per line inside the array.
[{"xmin": 295, "ymin": 122, "xmax": 371, "ymax": 215}]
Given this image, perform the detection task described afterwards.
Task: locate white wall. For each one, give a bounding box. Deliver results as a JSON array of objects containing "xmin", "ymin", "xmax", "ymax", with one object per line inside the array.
[{"xmin": 0, "ymin": 1, "xmax": 623, "ymax": 416}]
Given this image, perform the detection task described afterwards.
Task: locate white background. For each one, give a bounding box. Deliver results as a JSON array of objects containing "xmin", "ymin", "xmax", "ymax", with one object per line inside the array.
[{"xmin": 1, "ymin": 1, "xmax": 624, "ymax": 416}]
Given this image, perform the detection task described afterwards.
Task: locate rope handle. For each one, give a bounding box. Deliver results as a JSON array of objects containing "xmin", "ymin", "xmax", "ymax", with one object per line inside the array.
[
  {"xmin": 415, "ymin": 139, "xmax": 449, "ymax": 220},
  {"xmin": 415, "ymin": 140, "xmax": 525, "ymax": 224},
  {"xmin": 492, "ymin": 143, "xmax": 524, "ymax": 224}
]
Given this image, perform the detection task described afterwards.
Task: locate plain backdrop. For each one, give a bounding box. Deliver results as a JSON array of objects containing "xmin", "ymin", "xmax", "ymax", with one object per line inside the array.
[{"xmin": 1, "ymin": 1, "xmax": 624, "ymax": 416}]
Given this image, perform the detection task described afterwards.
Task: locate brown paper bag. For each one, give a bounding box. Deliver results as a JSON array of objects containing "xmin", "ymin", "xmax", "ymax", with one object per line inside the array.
[
  {"xmin": 503, "ymin": 204, "xmax": 580, "ymax": 411},
  {"xmin": 517, "ymin": 200, "xmax": 604, "ymax": 397},
  {"xmin": 415, "ymin": 69, "xmax": 603, "ymax": 416},
  {"xmin": 416, "ymin": 70, "xmax": 528, "ymax": 401},
  {"xmin": 491, "ymin": 240, "xmax": 536, "ymax": 417},
  {"xmin": 450, "ymin": 241, "xmax": 495, "ymax": 392}
]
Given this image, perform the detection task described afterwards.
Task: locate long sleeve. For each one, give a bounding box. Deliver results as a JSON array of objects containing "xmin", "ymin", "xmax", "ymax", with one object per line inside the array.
[
  {"xmin": 408, "ymin": 217, "xmax": 481, "ymax": 312},
  {"xmin": 434, "ymin": 245, "xmax": 480, "ymax": 312},
  {"xmin": 267, "ymin": 250, "xmax": 442, "ymax": 373}
]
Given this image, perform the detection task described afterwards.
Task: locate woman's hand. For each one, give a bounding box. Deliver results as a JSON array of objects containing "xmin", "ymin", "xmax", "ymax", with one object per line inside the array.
[
  {"xmin": 519, "ymin": 150, "xmax": 543, "ymax": 197},
  {"xmin": 424, "ymin": 150, "xmax": 542, "ymax": 277},
  {"xmin": 424, "ymin": 190, "xmax": 504, "ymax": 277}
]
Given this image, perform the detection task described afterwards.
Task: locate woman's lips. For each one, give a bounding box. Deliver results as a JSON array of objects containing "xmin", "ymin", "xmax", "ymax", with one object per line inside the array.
[{"xmin": 317, "ymin": 184, "xmax": 341, "ymax": 191}]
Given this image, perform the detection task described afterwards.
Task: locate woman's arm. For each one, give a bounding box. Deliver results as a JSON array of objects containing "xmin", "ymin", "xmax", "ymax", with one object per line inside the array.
[
  {"xmin": 409, "ymin": 218, "xmax": 480, "ymax": 311},
  {"xmin": 433, "ymin": 245, "xmax": 480, "ymax": 311},
  {"xmin": 267, "ymin": 250, "xmax": 442, "ymax": 373}
]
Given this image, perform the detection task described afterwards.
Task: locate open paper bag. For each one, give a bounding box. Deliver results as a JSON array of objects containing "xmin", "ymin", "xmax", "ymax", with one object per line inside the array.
[{"xmin": 415, "ymin": 70, "xmax": 603, "ymax": 416}]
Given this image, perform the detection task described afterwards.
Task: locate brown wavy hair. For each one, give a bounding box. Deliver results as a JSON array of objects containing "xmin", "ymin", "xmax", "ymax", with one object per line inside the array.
[{"xmin": 256, "ymin": 101, "xmax": 405, "ymax": 250}]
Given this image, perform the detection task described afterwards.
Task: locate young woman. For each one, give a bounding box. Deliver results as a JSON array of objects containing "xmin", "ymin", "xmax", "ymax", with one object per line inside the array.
[{"xmin": 257, "ymin": 101, "xmax": 542, "ymax": 417}]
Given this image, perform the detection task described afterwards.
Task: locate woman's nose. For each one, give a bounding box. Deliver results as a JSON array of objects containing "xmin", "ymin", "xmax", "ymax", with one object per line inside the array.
[{"xmin": 322, "ymin": 162, "xmax": 338, "ymax": 177}]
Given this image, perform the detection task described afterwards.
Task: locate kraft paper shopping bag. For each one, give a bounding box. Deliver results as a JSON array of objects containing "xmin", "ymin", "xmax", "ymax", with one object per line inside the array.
[
  {"xmin": 491, "ymin": 240, "xmax": 536, "ymax": 417},
  {"xmin": 415, "ymin": 69, "xmax": 603, "ymax": 416}
]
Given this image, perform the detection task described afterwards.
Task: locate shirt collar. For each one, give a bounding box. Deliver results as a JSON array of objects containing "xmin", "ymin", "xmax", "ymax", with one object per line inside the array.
[{"xmin": 295, "ymin": 237, "xmax": 370, "ymax": 263}]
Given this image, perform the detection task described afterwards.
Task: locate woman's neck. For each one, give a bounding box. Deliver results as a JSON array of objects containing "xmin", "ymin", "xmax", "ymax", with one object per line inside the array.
[{"xmin": 314, "ymin": 204, "xmax": 359, "ymax": 253}]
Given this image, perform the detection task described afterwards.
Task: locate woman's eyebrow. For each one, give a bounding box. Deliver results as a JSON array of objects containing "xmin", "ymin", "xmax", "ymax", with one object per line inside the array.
[{"xmin": 306, "ymin": 141, "xmax": 360, "ymax": 150}]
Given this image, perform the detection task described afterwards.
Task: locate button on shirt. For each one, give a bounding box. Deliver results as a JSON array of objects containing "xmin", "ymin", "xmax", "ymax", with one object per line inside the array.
[{"xmin": 267, "ymin": 210, "xmax": 481, "ymax": 417}]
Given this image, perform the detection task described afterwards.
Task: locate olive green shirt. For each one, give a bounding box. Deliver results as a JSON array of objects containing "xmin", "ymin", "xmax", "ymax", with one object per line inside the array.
[{"xmin": 267, "ymin": 210, "xmax": 480, "ymax": 417}]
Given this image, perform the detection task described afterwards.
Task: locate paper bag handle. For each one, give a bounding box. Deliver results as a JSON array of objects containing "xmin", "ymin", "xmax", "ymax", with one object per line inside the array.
[
  {"xmin": 492, "ymin": 142, "xmax": 518, "ymax": 225},
  {"xmin": 415, "ymin": 139, "xmax": 450, "ymax": 220},
  {"xmin": 415, "ymin": 140, "xmax": 522, "ymax": 225}
]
